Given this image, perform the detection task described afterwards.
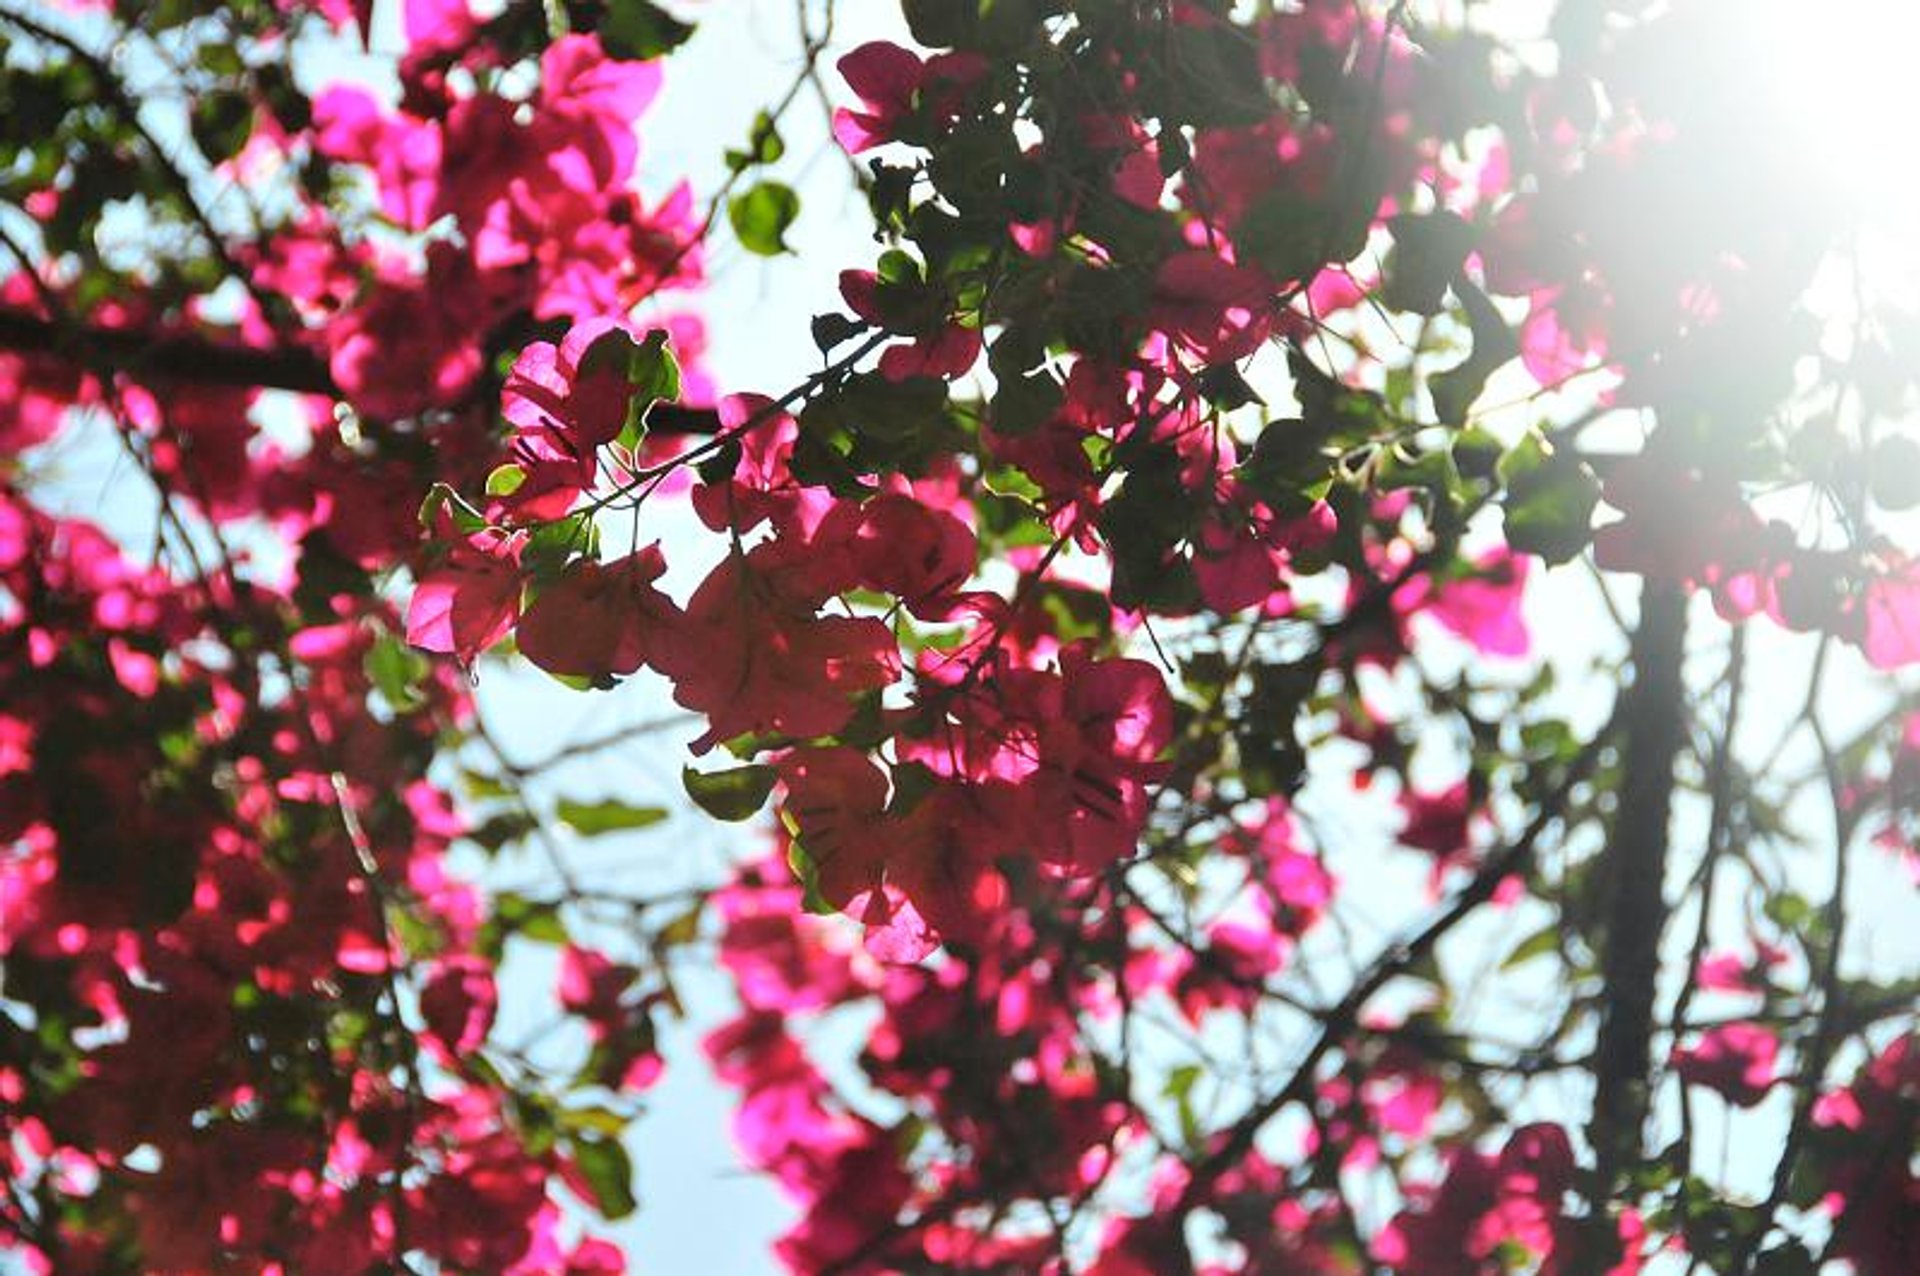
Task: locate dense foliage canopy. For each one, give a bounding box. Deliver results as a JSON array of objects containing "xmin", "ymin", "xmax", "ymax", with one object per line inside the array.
[{"xmin": 1, "ymin": 0, "xmax": 1916, "ymax": 1272}]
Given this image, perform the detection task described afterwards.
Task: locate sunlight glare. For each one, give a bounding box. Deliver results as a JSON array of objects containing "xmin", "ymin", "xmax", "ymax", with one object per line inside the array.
[{"xmin": 1763, "ymin": 0, "xmax": 1920, "ymax": 301}]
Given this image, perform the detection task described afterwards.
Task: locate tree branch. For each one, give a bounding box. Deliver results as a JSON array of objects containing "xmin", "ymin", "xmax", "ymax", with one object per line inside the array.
[
  {"xmin": 1174, "ymin": 732, "xmax": 1609, "ymax": 1214},
  {"xmin": 0, "ymin": 308, "xmax": 722, "ymax": 434},
  {"xmin": 1579, "ymin": 578, "xmax": 1690, "ymax": 1274}
]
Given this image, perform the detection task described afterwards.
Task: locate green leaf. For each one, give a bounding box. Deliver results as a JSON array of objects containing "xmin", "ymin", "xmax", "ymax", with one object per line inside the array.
[
  {"xmin": 788, "ymin": 427, "xmax": 879, "ymax": 500},
  {"xmin": 800, "ymin": 372, "xmax": 954, "ymax": 473},
  {"xmin": 1499, "ymin": 433, "xmax": 1600, "ymax": 566},
  {"xmin": 725, "ymin": 110, "xmax": 786, "ymax": 171},
  {"xmin": 1450, "ymin": 423, "xmax": 1505, "ymax": 482},
  {"xmin": 1198, "ymin": 364, "xmax": 1263, "ymax": 413},
  {"xmin": 682, "ymin": 763, "xmax": 778, "ymax": 822},
  {"xmin": 811, "ymin": 312, "xmax": 866, "ymax": 354},
  {"xmin": 1164, "ymin": 1064, "xmax": 1204, "ymax": 1149},
  {"xmin": 1231, "ymin": 189, "xmax": 1331, "ymax": 286},
  {"xmin": 1499, "ymin": 922, "xmax": 1561, "ymax": 970},
  {"xmin": 901, "ymin": 0, "xmax": 974, "ymax": 47},
  {"xmin": 556, "ymin": 799, "xmax": 669, "ymax": 837},
  {"xmin": 189, "ymin": 90, "xmax": 253, "ymax": 164},
  {"xmin": 628, "ymin": 329, "xmax": 682, "ymax": 406},
  {"xmin": 522, "ymin": 511, "xmax": 600, "ymax": 579},
  {"xmin": 462, "ymin": 770, "xmax": 514, "ymax": 800},
  {"xmin": 419, "ymin": 483, "xmax": 486, "ymax": 533},
  {"xmin": 559, "ymin": 1105, "xmax": 632, "ymax": 1137},
  {"xmin": 494, "ymin": 892, "xmax": 569, "ymax": 944},
  {"xmin": 656, "ymin": 899, "xmax": 705, "ymax": 947},
  {"xmin": 989, "ymin": 371, "xmax": 1062, "ymax": 435},
  {"xmin": 467, "ymin": 810, "xmax": 540, "ymax": 856},
  {"xmin": 615, "ymin": 329, "xmax": 681, "ymax": 448},
  {"xmin": 1163, "ymin": 18, "xmax": 1270, "ymax": 127},
  {"xmin": 1376, "ymin": 443, "xmax": 1460, "ymax": 494},
  {"xmin": 1431, "ymin": 280, "xmax": 1520, "ymax": 425},
  {"xmin": 568, "ymin": 1134, "xmax": 638, "ymax": 1220},
  {"xmin": 1764, "ymin": 891, "xmax": 1813, "ymax": 931},
  {"xmin": 364, "ymin": 633, "xmax": 429, "ymax": 713},
  {"xmin": 783, "ymin": 837, "xmax": 837, "ymax": 915},
  {"xmin": 728, "ymin": 181, "xmax": 800, "ymax": 256},
  {"xmin": 599, "ymin": 0, "xmax": 695, "ymax": 60},
  {"xmin": 1382, "ymin": 212, "xmax": 1476, "ymax": 316},
  {"xmin": 485, "ymin": 463, "xmax": 527, "ymax": 497}
]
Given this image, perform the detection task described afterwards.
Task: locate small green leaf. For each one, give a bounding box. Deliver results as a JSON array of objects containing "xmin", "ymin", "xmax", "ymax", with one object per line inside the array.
[
  {"xmin": 190, "ymin": 90, "xmax": 254, "ymax": 164},
  {"xmin": 559, "ymin": 1105, "xmax": 631, "ymax": 1137},
  {"xmin": 1198, "ymin": 363, "xmax": 1263, "ymax": 413},
  {"xmin": 1499, "ymin": 433, "xmax": 1599, "ymax": 566},
  {"xmin": 522, "ymin": 511, "xmax": 600, "ymax": 579},
  {"xmin": 657, "ymin": 899, "xmax": 705, "ymax": 947},
  {"xmin": 1382, "ymin": 212, "xmax": 1477, "ymax": 316},
  {"xmin": 1164, "ymin": 1064, "xmax": 1204, "ymax": 1148},
  {"xmin": 683, "ymin": 763, "xmax": 778, "ymax": 822},
  {"xmin": 728, "ymin": 182, "xmax": 800, "ymax": 256},
  {"xmin": 1376, "ymin": 443, "xmax": 1460, "ymax": 494},
  {"xmin": 599, "ymin": 0, "xmax": 695, "ymax": 60},
  {"xmin": 462, "ymin": 770, "xmax": 514, "ymax": 800},
  {"xmin": 556, "ymin": 799, "xmax": 669, "ymax": 837},
  {"xmin": 485, "ymin": 463, "xmax": 527, "ymax": 497},
  {"xmin": 989, "ymin": 371, "xmax": 1062, "ymax": 435},
  {"xmin": 629, "ymin": 330, "xmax": 682, "ymax": 406},
  {"xmin": 468, "ymin": 810, "xmax": 540, "ymax": 856},
  {"xmin": 1499, "ymin": 923, "xmax": 1561, "ymax": 970},
  {"xmin": 364, "ymin": 633, "xmax": 428, "ymax": 712},
  {"xmin": 494, "ymin": 892, "xmax": 569, "ymax": 944},
  {"xmin": 1231, "ymin": 189, "xmax": 1330, "ymax": 286},
  {"xmin": 902, "ymin": 0, "xmax": 974, "ymax": 47},
  {"xmin": 1431, "ymin": 280, "xmax": 1520, "ymax": 425},
  {"xmin": 1451, "ymin": 423, "xmax": 1505, "ymax": 482},
  {"xmin": 784, "ymin": 837, "xmax": 837, "ymax": 915},
  {"xmin": 419, "ymin": 483, "xmax": 486, "ymax": 533},
  {"xmin": 568, "ymin": 1134, "xmax": 637, "ymax": 1220},
  {"xmin": 811, "ymin": 312, "xmax": 866, "ymax": 354},
  {"xmin": 725, "ymin": 110, "xmax": 786, "ymax": 171}
]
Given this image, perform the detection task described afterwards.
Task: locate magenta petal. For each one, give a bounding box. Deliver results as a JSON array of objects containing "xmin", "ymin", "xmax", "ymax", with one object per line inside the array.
[
  {"xmin": 1863, "ymin": 565, "xmax": 1920, "ymax": 669},
  {"xmin": 837, "ymin": 41, "xmax": 923, "ymax": 110}
]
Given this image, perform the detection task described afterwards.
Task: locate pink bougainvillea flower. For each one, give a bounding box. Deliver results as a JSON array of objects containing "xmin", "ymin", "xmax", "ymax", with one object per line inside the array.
[
  {"xmin": 1861, "ymin": 554, "xmax": 1920, "ymax": 669},
  {"xmin": 1672, "ymin": 1022, "xmax": 1780, "ymax": 1107},
  {"xmin": 1399, "ymin": 780, "xmax": 1472, "ymax": 858},
  {"xmin": 496, "ymin": 321, "xmax": 653, "ymax": 519},
  {"xmin": 406, "ymin": 526, "xmax": 525, "ymax": 663},
  {"xmin": 1149, "ymin": 250, "xmax": 1275, "ymax": 362},
  {"xmin": 327, "ymin": 243, "xmax": 505, "ymax": 421},
  {"xmin": 831, "ymin": 42, "xmax": 986, "ymax": 153},
  {"xmin": 502, "ymin": 320, "xmax": 640, "ymax": 451},
  {"xmin": 1011, "ymin": 648, "xmax": 1174, "ymax": 873},
  {"xmin": 419, "ymin": 954, "xmax": 497, "ymax": 1056},
  {"xmin": 776, "ymin": 747, "xmax": 896, "ymax": 910},
  {"xmin": 311, "ymin": 86, "xmax": 442, "ymax": 229},
  {"xmin": 403, "ymin": 0, "xmax": 476, "ymax": 60},
  {"xmin": 1394, "ymin": 548, "xmax": 1532, "ymax": 657},
  {"xmin": 653, "ymin": 538, "xmax": 900, "ymax": 753},
  {"xmin": 515, "ymin": 547, "xmax": 676, "ymax": 682},
  {"xmin": 690, "ymin": 394, "xmax": 836, "ymax": 538},
  {"xmin": 838, "ymin": 492, "xmax": 976, "ymax": 614},
  {"xmin": 538, "ymin": 34, "xmax": 663, "ymax": 193},
  {"xmin": 837, "ymin": 267, "xmax": 982, "ymax": 382}
]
